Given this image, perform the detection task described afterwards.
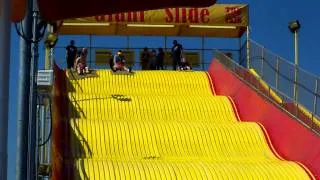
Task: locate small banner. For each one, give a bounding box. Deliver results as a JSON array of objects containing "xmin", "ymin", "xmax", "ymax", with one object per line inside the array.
[
  {"xmin": 184, "ymin": 52, "xmax": 200, "ymax": 67},
  {"xmin": 95, "ymin": 49, "xmax": 113, "ymax": 66},
  {"xmin": 122, "ymin": 50, "xmax": 135, "ymax": 66},
  {"xmin": 164, "ymin": 52, "xmax": 173, "ymax": 66}
]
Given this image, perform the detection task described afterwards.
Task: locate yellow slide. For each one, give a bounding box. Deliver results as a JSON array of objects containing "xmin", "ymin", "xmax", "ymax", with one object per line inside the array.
[{"xmin": 65, "ymin": 70, "xmax": 311, "ymax": 179}]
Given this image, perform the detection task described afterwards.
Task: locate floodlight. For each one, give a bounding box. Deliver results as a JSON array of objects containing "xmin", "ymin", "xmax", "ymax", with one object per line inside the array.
[{"xmin": 288, "ymin": 20, "xmax": 301, "ymax": 33}]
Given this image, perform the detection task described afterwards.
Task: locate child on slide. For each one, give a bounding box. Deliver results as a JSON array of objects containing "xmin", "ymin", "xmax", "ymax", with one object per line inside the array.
[
  {"xmin": 179, "ymin": 56, "xmax": 192, "ymax": 71},
  {"xmin": 74, "ymin": 48, "xmax": 89, "ymax": 75},
  {"xmin": 112, "ymin": 50, "xmax": 132, "ymax": 72}
]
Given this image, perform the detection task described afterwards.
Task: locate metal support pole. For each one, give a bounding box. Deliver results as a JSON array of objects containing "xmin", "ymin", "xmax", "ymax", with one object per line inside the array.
[
  {"xmin": 293, "ymin": 31, "xmax": 299, "ymax": 102},
  {"xmin": 45, "ymin": 47, "xmax": 50, "ymax": 70},
  {"xmin": 238, "ymin": 37, "xmax": 241, "ymax": 64},
  {"xmin": 275, "ymin": 57, "xmax": 280, "ymax": 90},
  {"xmin": 89, "ymin": 34, "xmax": 92, "ymax": 68},
  {"xmin": 46, "ymin": 105, "xmax": 52, "ymax": 165},
  {"xmin": 0, "ymin": 0, "xmax": 11, "ymax": 178},
  {"xmin": 164, "ymin": 36, "xmax": 167, "ymax": 69},
  {"xmin": 164, "ymin": 36, "xmax": 167, "ymax": 50},
  {"xmin": 16, "ymin": 0, "xmax": 33, "ymax": 179},
  {"xmin": 126, "ymin": 36, "xmax": 130, "ymax": 50},
  {"xmin": 28, "ymin": 1, "xmax": 40, "ymax": 178},
  {"xmin": 201, "ymin": 36, "xmax": 205, "ymax": 70},
  {"xmin": 39, "ymin": 105, "xmax": 45, "ymax": 164},
  {"xmin": 45, "ymin": 26, "xmax": 51, "ymax": 70},
  {"xmin": 314, "ymin": 79, "xmax": 318, "ymax": 115},
  {"xmin": 246, "ymin": 26, "xmax": 250, "ymax": 69},
  {"xmin": 50, "ymin": 48, "xmax": 54, "ymax": 70},
  {"xmin": 261, "ymin": 46, "xmax": 264, "ymax": 78}
]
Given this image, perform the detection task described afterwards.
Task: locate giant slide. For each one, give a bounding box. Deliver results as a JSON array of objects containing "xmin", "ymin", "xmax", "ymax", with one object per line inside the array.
[{"xmin": 52, "ymin": 68, "xmax": 315, "ymax": 179}]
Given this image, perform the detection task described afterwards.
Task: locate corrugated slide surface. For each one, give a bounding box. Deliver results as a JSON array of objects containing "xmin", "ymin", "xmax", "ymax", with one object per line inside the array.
[{"xmin": 56, "ymin": 70, "xmax": 311, "ymax": 179}]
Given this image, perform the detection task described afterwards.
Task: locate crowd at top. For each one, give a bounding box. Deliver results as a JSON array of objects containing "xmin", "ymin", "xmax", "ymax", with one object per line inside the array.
[{"xmin": 65, "ymin": 39, "xmax": 192, "ymax": 75}]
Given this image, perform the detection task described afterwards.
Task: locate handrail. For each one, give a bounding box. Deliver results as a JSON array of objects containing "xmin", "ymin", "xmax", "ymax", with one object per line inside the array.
[{"xmin": 215, "ymin": 51, "xmax": 320, "ymax": 136}]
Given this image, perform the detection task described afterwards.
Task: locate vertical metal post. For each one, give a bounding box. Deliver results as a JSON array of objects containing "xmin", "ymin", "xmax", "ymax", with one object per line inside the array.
[
  {"xmin": 0, "ymin": 0, "xmax": 11, "ymax": 178},
  {"xmin": 44, "ymin": 25, "xmax": 52, "ymax": 69},
  {"xmin": 314, "ymin": 78, "xmax": 318, "ymax": 115},
  {"xmin": 126, "ymin": 36, "xmax": 130, "ymax": 50},
  {"xmin": 46, "ymin": 105, "xmax": 52, "ymax": 165},
  {"xmin": 28, "ymin": 0, "xmax": 40, "ymax": 178},
  {"xmin": 246, "ymin": 26, "xmax": 250, "ymax": 69},
  {"xmin": 238, "ymin": 37, "xmax": 242, "ymax": 64},
  {"xmin": 261, "ymin": 46, "xmax": 264, "ymax": 79},
  {"xmin": 89, "ymin": 34, "xmax": 92, "ymax": 68},
  {"xmin": 275, "ymin": 57, "xmax": 280, "ymax": 90},
  {"xmin": 49, "ymin": 25, "xmax": 54, "ymax": 70},
  {"xmin": 50, "ymin": 48, "xmax": 54, "ymax": 70},
  {"xmin": 45, "ymin": 47, "xmax": 50, "ymax": 70},
  {"xmin": 201, "ymin": 36, "xmax": 205, "ymax": 70},
  {"xmin": 164, "ymin": 36, "xmax": 167, "ymax": 50},
  {"xmin": 16, "ymin": 0, "xmax": 33, "ymax": 179},
  {"xmin": 164, "ymin": 36, "xmax": 167, "ymax": 70},
  {"xmin": 293, "ymin": 31, "xmax": 299, "ymax": 102}
]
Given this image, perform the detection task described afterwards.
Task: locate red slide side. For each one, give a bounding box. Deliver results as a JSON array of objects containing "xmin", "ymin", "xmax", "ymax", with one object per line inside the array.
[{"xmin": 208, "ymin": 60, "xmax": 320, "ymax": 179}]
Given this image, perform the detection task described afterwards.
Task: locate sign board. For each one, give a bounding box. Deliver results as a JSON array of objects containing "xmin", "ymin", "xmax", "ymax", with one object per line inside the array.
[
  {"xmin": 60, "ymin": 4, "xmax": 249, "ymax": 38},
  {"xmin": 164, "ymin": 52, "xmax": 173, "ymax": 66},
  {"xmin": 184, "ymin": 52, "xmax": 200, "ymax": 67},
  {"xmin": 122, "ymin": 50, "xmax": 135, "ymax": 66},
  {"xmin": 95, "ymin": 49, "xmax": 113, "ymax": 66}
]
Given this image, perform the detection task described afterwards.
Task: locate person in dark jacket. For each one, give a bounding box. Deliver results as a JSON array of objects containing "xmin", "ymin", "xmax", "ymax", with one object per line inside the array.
[
  {"xmin": 171, "ymin": 40, "xmax": 183, "ymax": 70},
  {"xmin": 141, "ymin": 47, "xmax": 150, "ymax": 70},
  {"xmin": 149, "ymin": 49, "xmax": 157, "ymax": 70},
  {"xmin": 156, "ymin": 48, "xmax": 165, "ymax": 70},
  {"xmin": 66, "ymin": 40, "xmax": 77, "ymax": 69}
]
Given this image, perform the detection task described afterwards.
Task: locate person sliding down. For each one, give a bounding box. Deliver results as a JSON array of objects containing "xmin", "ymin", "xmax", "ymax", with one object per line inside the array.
[
  {"xmin": 74, "ymin": 48, "xmax": 89, "ymax": 75},
  {"xmin": 112, "ymin": 50, "xmax": 132, "ymax": 72},
  {"xmin": 179, "ymin": 56, "xmax": 192, "ymax": 71}
]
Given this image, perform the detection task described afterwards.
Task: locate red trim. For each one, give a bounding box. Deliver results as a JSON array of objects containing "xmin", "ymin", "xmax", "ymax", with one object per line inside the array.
[
  {"xmin": 257, "ymin": 122, "xmax": 316, "ymax": 180},
  {"xmin": 227, "ymin": 96, "xmax": 241, "ymax": 122},
  {"xmin": 208, "ymin": 60, "xmax": 320, "ymax": 179},
  {"xmin": 256, "ymin": 123, "xmax": 283, "ymax": 160},
  {"xmin": 206, "ymin": 72, "xmax": 216, "ymax": 95},
  {"xmin": 295, "ymin": 162, "xmax": 317, "ymax": 180}
]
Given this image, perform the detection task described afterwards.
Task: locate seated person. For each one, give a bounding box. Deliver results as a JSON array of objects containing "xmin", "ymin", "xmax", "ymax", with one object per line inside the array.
[
  {"xmin": 179, "ymin": 56, "xmax": 192, "ymax": 70},
  {"xmin": 74, "ymin": 48, "xmax": 89, "ymax": 75},
  {"xmin": 112, "ymin": 50, "xmax": 131, "ymax": 72}
]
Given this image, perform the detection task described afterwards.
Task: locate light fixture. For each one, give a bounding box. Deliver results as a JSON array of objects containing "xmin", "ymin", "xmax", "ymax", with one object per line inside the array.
[
  {"xmin": 189, "ymin": 25, "xmax": 237, "ymax": 29},
  {"xmin": 127, "ymin": 24, "xmax": 175, "ymax": 28},
  {"xmin": 288, "ymin": 20, "xmax": 301, "ymax": 33},
  {"xmin": 288, "ymin": 20, "xmax": 301, "ymax": 102},
  {"xmin": 63, "ymin": 22, "xmax": 110, "ymax": 26}
]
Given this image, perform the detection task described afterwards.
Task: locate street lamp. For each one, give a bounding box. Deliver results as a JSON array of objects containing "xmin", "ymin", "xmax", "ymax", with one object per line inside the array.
[{"xmin": 288, "ymin": 20, "xmax": 301, "ymax": 102}]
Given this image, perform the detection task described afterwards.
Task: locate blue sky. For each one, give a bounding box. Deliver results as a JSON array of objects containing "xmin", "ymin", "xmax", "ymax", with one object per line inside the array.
[{"xmin": 7, "ymin": 0, "xmax": 320, "ymax": 179}]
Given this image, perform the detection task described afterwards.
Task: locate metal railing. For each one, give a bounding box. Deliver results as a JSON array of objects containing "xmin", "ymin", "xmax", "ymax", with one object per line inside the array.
[
  {"xmin": 54, "ymin": 46, "xmax": 240, "ymax": 71},
  {"xmin": 240, "ymin": 40, "xmax": 320, "ymax": 119},
  {"xmin": 216, "ymin": 51, "xmax": 320, "ymax": 135}
]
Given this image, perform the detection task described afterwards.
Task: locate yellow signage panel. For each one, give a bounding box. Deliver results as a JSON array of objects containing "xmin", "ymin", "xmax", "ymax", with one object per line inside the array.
[
  {"xmin": 67, "ymin": 4, "xmax": 248, "ymax": 26},
  {"xmin": 164, "ymin": 52, "xmax": 173, "ymax": 66},
  {"xmin": 95, "ymin": 49, "xmax": 113, "ymax": 66},
  {"xmin": 184, "ymin": 52, "xmax": 200, "ymax": 67},
  {"xmin": 60, "ymin": 4, "xmax": 248, "ymax": 37},
  {"xmin": 122, "ymin": 50, "xmax": 135, "ymax": 66}
]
